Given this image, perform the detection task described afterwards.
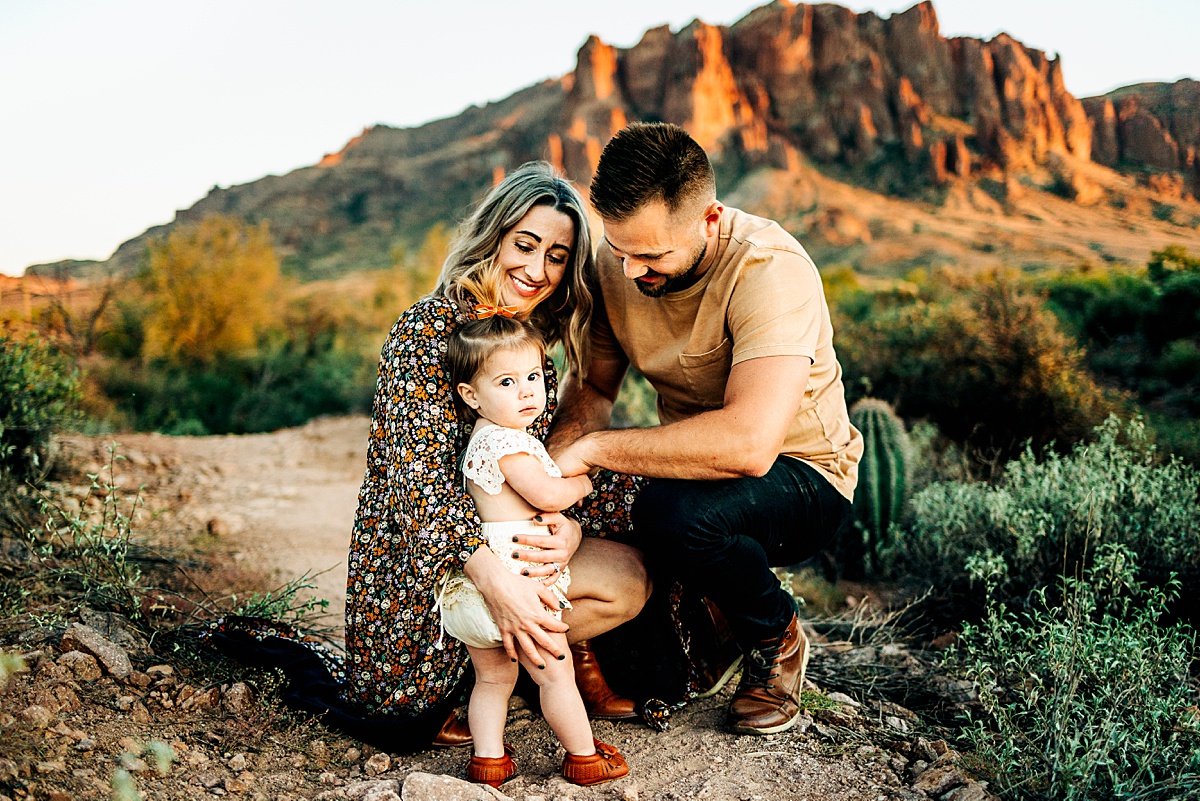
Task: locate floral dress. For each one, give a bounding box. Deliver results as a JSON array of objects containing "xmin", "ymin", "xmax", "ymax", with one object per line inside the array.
[{"xmin": 343, "ymin": 295, "xmax": 642, "ymax": 716}]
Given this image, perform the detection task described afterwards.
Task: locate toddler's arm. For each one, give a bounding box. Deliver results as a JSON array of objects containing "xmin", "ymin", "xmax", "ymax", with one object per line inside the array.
[{"xmin": 498, "ymin": 453, "xmax": 593, "ymax": 512}]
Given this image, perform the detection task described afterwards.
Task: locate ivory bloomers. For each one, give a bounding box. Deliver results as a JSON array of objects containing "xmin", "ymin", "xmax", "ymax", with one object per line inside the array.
[{"xmin": 437, "ymin": 426, "xmax": 573, "ymax": 650}]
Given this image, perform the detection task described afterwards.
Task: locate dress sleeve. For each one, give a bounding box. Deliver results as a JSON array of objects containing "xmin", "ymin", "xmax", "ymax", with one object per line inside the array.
[{"xmin": 379, "ymin": 298, "xmax": 486, "ymax": 569}]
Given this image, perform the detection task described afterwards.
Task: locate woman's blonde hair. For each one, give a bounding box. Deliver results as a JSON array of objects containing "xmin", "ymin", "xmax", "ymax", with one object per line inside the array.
[{"xmin": 432, "ymin": 161, "xmax": 595, "ymax": 371}]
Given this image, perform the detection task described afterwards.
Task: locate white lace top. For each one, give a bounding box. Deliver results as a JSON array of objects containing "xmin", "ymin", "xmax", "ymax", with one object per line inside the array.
[{"xmin": 461, "ymin": 424, "xmax": 561, "ymax": 496}]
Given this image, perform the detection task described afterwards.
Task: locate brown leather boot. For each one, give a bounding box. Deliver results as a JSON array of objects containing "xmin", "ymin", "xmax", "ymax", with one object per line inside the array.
[
  {"xmin": 571, "ymin": 640, "xmax": 637, "ymax": 720},
  {"xmin": 728, "ymin": 613, "xmax": 809, "ymax": 735},
  {"xmin": 431, "ymin": 709, "xmax": 472, "ymax": 748}
]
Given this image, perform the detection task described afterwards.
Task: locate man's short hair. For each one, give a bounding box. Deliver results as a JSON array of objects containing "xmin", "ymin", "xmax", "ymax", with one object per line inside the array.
[{"xmin": 590, "ymin": 122, "xmax": 716, "ymax": 222}]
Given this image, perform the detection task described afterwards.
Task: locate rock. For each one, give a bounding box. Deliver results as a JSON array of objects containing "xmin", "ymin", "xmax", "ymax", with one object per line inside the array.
[
  {"xmin": 622, "ymin": 783, "xmax": 640, "ymax": 801},
  {"xmin": 147, "ymin": 664, "xmax": 174, "ymax": 677},
  {"xmin": 129, "ymin": 670, "xmax": 153, "ymax": 688},
  {"xmin": 943, "ymin": 783, "xmax": 994, "ymax": 801},
  {"xmin": 17, "ymin": 705, "xmax": 55, "ymax": 729},
  {"xmin": 119, "ymin": 753, "xmax": 148, "ymax": 772},
  {"xmin": 364, "ymin": 752, "xmax": 391, "ymax": 775},
  {"xmin": 229, "ymin": 753, "xmax": 248, "ymax": 772},
  {"xmin": 400, "ymin": 772, "xmax": 511, "ymax": 800},
  {"xmin": 56, "ymin": 651, "xmax": 102, "ymax": 681},
  {"xmin": 343, "ymin": 747, "xmax": 362, "ymax": 763},
  {"xmin": 35, "ymin": 760, "xmax": 66, "ymax": 774},
  {"xmin": 225, "ymin": 776, "xmax": 250, "ymax": 794},
  {"xmin": 826, "ymin": 691, "xmax": 862, "ymax": 707},
  {"xmin": 76, "ymin": 738, "xmax": 97, "ymax": 751},
  {"xmin": 222, "ymin": 682, "xmax": 253, "ymax": 715},
  {"xmin": 60, "ymin": 624, "xmax": 132, "ymax": 680},
  {"xmin": 208, "ymin": 517, "xmax": 232, "ymax": 537},
  {"xmin": 813, "ymin": 707, "xmax": 857, "ymax": 726},
  {"xmin": 0, "ymin": 759, "xmax": 16, "ymax": 782},
  {"xmin": 131, "ymin": 700, "xmax": 152, "ymax": 724},
  {"xmin": 912, "ymin": 763, "xmax": 968, "ymax": 796}
]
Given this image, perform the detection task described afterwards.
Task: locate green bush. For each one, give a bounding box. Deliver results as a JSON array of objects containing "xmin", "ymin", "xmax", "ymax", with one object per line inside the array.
[
  {"xmin": 960, "ymin": 545, "xmax": 1200, "ymax": 800},
  {"xmin": 837, "ymin": 270, "xmax": 1118, "ymax": 462},
  {"xmin": 0, "ymin": 334, "xmax": 81, "ymax": 484},
  {"xmin": 890, "ymin": 417, "xmax": 1200, "ymax": 619}
]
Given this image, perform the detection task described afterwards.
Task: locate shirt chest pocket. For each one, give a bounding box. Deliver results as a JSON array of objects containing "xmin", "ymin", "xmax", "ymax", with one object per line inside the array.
[{"xmin": 678, "ymin": 338, "xmax": 733, "ymax": 409}]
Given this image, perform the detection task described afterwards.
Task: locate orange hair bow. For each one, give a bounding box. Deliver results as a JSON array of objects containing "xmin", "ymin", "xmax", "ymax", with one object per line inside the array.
[{"xmin": 473, "ymin": 304, "xmax": 519, "ymax": 319}]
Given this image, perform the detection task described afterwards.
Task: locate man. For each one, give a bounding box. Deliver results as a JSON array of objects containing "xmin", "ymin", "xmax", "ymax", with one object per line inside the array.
[{"xmin": 553, "ymin": 122, "xmax": 862, "ymax": 735}]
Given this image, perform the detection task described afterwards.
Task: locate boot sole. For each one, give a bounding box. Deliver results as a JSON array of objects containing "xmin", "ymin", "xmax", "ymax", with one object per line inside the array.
[{"xmin": 694, "ymin": 654, "xmax": 744, "ymax": 700}]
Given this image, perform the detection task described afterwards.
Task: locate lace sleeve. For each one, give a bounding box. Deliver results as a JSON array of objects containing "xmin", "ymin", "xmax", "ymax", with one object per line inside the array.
[{"xmin": 461, "ymin": 425, "xmax": 563, "ymax": 495}]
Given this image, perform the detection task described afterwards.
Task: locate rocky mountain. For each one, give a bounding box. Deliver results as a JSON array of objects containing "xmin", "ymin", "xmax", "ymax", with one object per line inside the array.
[
  {"xmin": 97, "ymin": 0, "xmax": 1200, "ymax": 279},
  {"xmin": 1082, "ymin": 79, "xmax": 1200, "ymax": 198}
]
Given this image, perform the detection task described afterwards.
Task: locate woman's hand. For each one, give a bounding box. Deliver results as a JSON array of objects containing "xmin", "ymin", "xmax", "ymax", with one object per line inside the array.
[
  {"xmin": 463, "ymin": 546, "xmax": 568, "ymax": 666},
  {"xmin": 513, "ymin": 512, "xmax": 582, "ymax": 584}
]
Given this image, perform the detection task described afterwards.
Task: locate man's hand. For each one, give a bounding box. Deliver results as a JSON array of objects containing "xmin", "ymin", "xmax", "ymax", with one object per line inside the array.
[{"xmin": 551, "ymin": 438, "xmax": 596, "ymax": 478}]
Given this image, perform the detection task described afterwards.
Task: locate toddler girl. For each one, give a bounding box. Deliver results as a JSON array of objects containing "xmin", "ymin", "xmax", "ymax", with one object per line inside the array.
[{"xmin": 439, "ymin": 308, "xmax": 630, "ymax": 789}]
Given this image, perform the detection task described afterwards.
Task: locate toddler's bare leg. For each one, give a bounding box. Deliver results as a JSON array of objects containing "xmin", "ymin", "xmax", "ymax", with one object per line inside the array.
[
  {"xmin": 519, "ymin": 632, "xmax": 595, "ymax": 756},
  {"xmin": 466, "ymin": 645, "xmax": 519, "ymax": 758}
]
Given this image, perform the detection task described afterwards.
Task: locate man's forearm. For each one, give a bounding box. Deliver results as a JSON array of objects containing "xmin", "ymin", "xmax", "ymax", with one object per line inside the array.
[{"xmin": 577, "ymin": 409, "xmax": 774, "ymax": 480}]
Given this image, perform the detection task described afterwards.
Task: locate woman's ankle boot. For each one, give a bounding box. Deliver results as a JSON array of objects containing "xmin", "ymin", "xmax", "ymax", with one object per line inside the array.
[
  {"xmin": 571, "ymin": 640, "xmax": 637, "ymax": 720},
  {"xmin": 431, "ymin": 709, "xmax": 472, "ymax": 747}
]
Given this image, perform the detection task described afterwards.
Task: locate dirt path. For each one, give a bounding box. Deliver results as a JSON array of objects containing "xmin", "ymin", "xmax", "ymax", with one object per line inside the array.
[{"xmin": 66, "ymin": 416, "xmax": 370, "ymax": 640}]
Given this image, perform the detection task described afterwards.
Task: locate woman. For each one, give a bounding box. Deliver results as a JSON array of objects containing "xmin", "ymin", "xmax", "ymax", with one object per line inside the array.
[{"xmin": 343, "ymin": 161, "xmax": 651, "ymax": 743}]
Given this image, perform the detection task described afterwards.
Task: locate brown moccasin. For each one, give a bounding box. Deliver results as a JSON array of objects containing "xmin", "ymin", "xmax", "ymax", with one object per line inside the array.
[
  {"xmin": 466, "ymin": 744, "xmax": 516, "ymax": 788},
  {"xmin": 562, "ymin": 739, "xmax": 629, "ymax": 786}
]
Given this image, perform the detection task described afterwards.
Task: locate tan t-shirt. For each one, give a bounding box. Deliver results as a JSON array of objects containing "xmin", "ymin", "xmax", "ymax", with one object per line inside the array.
[{"xmin": 591, "ymin": 206, "xmax": 862, "ymax": 500}]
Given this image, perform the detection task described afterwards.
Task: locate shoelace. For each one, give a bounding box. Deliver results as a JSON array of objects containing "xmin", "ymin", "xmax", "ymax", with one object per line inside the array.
[{"xmin": 742, "ymin": 641, "xmax": 785, "ymax": 689}]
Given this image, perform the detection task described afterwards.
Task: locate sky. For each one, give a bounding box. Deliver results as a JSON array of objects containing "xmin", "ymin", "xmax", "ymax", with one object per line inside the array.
[{"xmin": 1, "ymin": 0, "xmax": 1196, "ymax": 276}]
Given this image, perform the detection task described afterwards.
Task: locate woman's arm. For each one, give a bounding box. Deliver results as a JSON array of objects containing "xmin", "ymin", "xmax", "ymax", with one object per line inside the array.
[{"xmin": 498, "ymin": 453, "xmax": 593, "ymax": 512}]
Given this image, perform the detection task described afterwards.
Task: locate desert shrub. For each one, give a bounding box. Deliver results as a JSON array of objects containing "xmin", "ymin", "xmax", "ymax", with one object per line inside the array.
[
  {"xmin": 96, "ymin": 337, "xmax": 375, "ymax": 435},
  {"xmin": 838, "ymin": 269, "xmax": 1118, "ymax": 461},
  {"xmin": 959, "ymin": 545, "xmax": 1200, "ymax": 800},
  {"xmin": 890, "ymin": 417, "xmax": 1200, "ymax": 620},
  {"xmin": 0, "ymin": 334, "xmax": 81, "ymax": 484}
]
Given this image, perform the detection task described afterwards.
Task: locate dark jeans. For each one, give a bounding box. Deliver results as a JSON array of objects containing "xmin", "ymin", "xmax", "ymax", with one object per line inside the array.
[{"xmin": 632, "ymin": 456, "xmax": 851, "ymax": 649}]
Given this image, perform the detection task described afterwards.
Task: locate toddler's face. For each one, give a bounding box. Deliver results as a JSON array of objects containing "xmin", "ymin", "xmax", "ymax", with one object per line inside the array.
[{"xmin": 459, "ymin": 344, "xmax": 546, "ymax": 429}]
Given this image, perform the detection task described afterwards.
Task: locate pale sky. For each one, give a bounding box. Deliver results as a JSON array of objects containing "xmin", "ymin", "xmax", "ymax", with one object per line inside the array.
[{"xmin": 1, "ymin": 0, "xmax": 1196, "ymax": 276}]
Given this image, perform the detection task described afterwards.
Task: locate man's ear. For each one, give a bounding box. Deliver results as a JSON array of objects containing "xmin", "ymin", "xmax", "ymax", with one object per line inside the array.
[
  {"xmin": 456, "ymin": 383, "xmax": 480, "ymax": 409},
  {"xmin": 701, "ymin": 200, "xmax": 724, "ymax": 237}
]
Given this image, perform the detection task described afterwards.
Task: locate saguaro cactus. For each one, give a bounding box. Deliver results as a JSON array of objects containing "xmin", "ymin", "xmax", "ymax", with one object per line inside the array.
[{"xmin": 846, "ymin": 398, "xmax": 910, "ymax": 578}]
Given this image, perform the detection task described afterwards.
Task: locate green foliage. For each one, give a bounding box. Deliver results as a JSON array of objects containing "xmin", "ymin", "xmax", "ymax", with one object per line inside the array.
[
  {"xmin": 837, "ymin": 269, "xmax": 1117, "ymax": 461},
  {"xmin": 892, "ymin": 417, "xmax": 1200, "ymax": 619},
  {"xmin": 1039, "ymin": 249, "xmax": 1200, "ymax": 462},
  {"xmin": 844, "ymin": 398, "xmax": 911, "ymax": 579},
  {"xmin": 0, "ymin": 334, "xmax": 81, "ymax": 484},
  {"xmin": 611, "ymin": 369, "xmax": 658, "ymax": 429},
  {"xmin": 960, "ymin": 546, "xmax": 1200, "ymax": 800}
]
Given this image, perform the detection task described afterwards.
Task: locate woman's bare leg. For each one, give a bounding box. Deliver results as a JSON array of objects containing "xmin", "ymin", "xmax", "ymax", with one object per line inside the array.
[
  {"xmin": 562, "ymin": 538, "xmax": 652, "ymax": 644},
  {"xmin": 519, "ymin": 632, "xmax": 594, "ymax": 756},
  {"xmin": 465, "ymin": 645, "xmax": 519, "ymax": 758}
]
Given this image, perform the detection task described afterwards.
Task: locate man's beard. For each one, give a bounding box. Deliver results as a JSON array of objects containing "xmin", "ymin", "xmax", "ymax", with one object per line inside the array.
[{"xmin": 635, "ymin": 238, "xmax": 708, "ymax": 298}]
